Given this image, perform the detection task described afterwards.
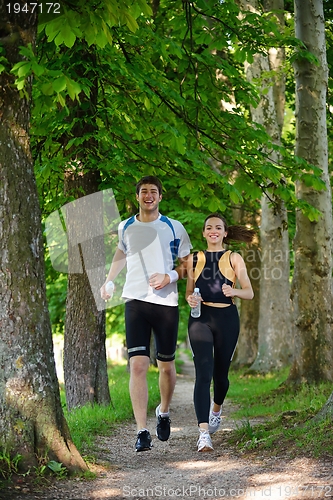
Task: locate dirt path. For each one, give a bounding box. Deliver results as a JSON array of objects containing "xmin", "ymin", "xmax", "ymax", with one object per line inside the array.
[{"xmin": 3, "ymin": 360, "xmax": 333, "ymax": 500}]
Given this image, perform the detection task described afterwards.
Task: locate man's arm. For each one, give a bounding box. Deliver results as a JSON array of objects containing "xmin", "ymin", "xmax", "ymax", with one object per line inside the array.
[
  {"xmin": 148, "ymin": 255, "xmax": 189, "ymax": 290},
  {"xmin": 175, "ymin": 256, "xmax": 189, "ymax": 280},
  {"xmin": 100, "ymin": 247, "xmax": 126, "ymax": 300}
]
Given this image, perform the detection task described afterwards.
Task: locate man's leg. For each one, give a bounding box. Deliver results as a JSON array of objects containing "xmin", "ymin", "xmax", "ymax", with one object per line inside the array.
[
  {"xmin": 157, "ymin": 359, "xmax": 177, "ymax": 414},
  {"xmin": 129, "ymin": 355, "xmax": 150, "ymax": 431},
  {"xmin": 155, "ymin": 359, "xmax": 175, "ymax": 441}
]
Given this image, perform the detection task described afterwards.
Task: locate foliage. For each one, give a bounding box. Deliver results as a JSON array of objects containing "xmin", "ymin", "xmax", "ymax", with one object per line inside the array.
[
  {"xmin": 45, "ymin": 246, "xmax": 67, "ymax": 334},
  {"xmin": 0, "ymin": 451, "xmax": 22, "ymax": 480},
  {"xmin": 46, "ymin": 461, "xmax": 67, "ymax": 478},
  {"xmin": 7, "ymin": 0, "xmax": 322, "ymax": 216},
  {"xmin": 0, "ymin": 450, "xmax": 67, "ymax": 488},
  {"xmin": 4, "ymin": 1, "xmax": 331, "ymax": 332}
]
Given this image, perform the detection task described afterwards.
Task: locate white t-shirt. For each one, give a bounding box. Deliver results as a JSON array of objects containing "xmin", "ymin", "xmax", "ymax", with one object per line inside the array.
[{"xmin": 118, "ymin": 214, "xmax": 192, "ymax": 306}]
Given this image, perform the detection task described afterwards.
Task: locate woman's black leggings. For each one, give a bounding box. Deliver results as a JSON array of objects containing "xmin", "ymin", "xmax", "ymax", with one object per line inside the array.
[{"xmin": 188, "ymin": 304, "xmax": 240, "ymax": 425}]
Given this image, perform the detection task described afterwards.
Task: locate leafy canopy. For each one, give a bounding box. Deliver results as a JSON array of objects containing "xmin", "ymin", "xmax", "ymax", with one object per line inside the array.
[{"xmin": 6, "ymin": 0, "xmax": 324, "ymax": 221}]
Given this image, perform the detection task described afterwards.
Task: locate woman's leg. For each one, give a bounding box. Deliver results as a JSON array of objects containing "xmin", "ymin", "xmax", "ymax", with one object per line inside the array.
[
  {"xmin": 212, "ymin": 305, "xmax": 240, "ymax": 406},
  {"xmin": 188, "ymin": 313, "xmax": 214, "ymax": 426}
]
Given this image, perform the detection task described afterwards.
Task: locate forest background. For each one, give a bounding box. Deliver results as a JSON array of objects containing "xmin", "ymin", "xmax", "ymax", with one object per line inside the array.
[{"xmin": 1, "ymin": 0, "xmax": 333, "ymax": 475}]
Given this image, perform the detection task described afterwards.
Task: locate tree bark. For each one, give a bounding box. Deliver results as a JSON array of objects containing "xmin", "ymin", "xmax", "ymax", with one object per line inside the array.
[
  {"xmin": 312, "ymin": 391, "xmax": 333, "ymax": 422},
  {"xmin": 64, "ymin": 170, "xmax": 111, "ymax": 410},
  {"xmin": 240, "ymin": 0, "xmax": 293, "ymax": 372},
  {"xmin": 45, "ymin": 40, "xmax": 112, "ymax": 411},
  {"xmin": 0, "ymin": 1, "xmax": 86, "ymax": 473},
  {"xmin": 232, "ymin": 207, "xmax": 260, "ymax": 367},
  {"xmin": 289, "ymin": 0, "xmax": 333, "ymax": 384}
]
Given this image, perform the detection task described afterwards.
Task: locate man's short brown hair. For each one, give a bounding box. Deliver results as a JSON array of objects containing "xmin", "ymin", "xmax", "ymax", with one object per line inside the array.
[{"xmin": 136, "ymin": 176, "xmax": 163, "ymax": 195}]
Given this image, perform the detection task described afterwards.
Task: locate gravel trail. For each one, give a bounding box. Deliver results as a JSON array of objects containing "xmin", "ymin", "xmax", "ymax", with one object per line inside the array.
[{"xmin": 2, "ymin": 360, "xmax": 333, "ymax": 500}]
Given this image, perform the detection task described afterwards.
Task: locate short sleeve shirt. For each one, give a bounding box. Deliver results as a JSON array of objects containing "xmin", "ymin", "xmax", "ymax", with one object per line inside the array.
[{"xmin": 118, "ymin": 214, "xmax": 192, "ymax": 306}]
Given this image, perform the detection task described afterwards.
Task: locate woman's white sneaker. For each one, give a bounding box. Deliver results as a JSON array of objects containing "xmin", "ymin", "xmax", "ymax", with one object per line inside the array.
[
  {"xmin": 208, "ymin": 403, "xmax": 222, "ymax": 434},
  {"xmin": 197, "ymin": 430, "xmax": 214, "ymax": 452}
]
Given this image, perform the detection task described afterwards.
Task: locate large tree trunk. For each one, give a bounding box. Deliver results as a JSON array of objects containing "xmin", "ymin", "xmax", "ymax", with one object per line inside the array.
[
  {"xmin": 240, "ymin": 0, "xmax": 293, "ymax": 372},
  {"xmin": 0, "ymin": 1, "xmax": 86, "ymax": 473},
  {"xmin": 64, "ymin": 170, "xmax": 111, "ymax": 410},
  {"xmin": 232, "ymin": 207, "xmax": 260, "ymax": 367},
  {"xmin": 312, "ymin": 391, "xmax": 333, "ymax": 422},
  {"xmin": 50, "ymin": 41, "xmax": 111, "ymax": 410},
  {"xmin": 251, "ymin": 197, "xmax": 292, "ymax": 371},
  {"xmin": 289, "ymin": 0, "xmax": 333, "ymax": 384}
]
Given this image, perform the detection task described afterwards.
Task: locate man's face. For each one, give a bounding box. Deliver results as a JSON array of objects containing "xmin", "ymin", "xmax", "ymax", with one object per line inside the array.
[{"xmin": 136, "ymin": 183, "xmax": 162, "ymax": 212}]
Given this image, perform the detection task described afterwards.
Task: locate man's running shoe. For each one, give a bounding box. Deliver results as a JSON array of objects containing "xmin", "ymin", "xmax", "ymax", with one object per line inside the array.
[
  {"xmin": 155, "ymin": 404, "xmax": 171, "ymax": 441},
  {"xmin": 197, "ymin": 430, "xmax": 214, "ymax": 452},
  {"xmin": 135, "ymin": 429, "xmax": 152, "ymax": 452},
  {"xmin": 208, "ymin": 402, "xmax": 222, "ymax": 434}
]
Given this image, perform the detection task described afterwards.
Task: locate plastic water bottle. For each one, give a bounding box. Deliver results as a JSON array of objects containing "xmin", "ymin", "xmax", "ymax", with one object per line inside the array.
[
  {"xmin": 191, "ymin": 288, "xmax": 201, "ymax": 318},
  {"xmin": 105, "ymin": 281, "xmax": 115, "ymax": 299}
]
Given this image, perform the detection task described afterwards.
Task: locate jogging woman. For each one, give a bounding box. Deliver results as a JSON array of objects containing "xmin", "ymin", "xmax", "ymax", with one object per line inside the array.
[{"xmin": 186, "ymin": 213, "xmax": 254, "ymax": 452}]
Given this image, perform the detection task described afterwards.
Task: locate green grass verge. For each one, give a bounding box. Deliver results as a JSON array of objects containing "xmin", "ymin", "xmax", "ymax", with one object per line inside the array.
[{"xmin": 224, "ymin": 367, "xmax": 333, "ymax": 458}]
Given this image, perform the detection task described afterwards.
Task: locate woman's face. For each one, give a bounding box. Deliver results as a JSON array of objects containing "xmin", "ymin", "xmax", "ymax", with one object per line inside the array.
[{"xmin": 203, "ymin": 217, "xmax": 227, "ymax": 245}]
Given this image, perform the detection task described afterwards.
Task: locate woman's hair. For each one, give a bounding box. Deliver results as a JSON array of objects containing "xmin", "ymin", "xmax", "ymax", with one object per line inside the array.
[{"xmin": 203, "ymin": 213, "xmax": 255, "ymax": 244}]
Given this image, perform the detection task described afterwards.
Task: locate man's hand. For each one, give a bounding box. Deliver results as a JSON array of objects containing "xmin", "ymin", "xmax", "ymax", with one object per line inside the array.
[
  {"xmin": 149, "ymin": 273, "xmax": 170, "ymax": 290},
  {"xmin": 100, "ymin": 283, "xmax": 116, "ymax": 300}
]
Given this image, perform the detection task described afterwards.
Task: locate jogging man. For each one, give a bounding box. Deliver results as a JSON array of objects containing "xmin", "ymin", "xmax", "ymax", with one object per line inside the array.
[{"xmin": 100, "ymin": 176, "xmax": 192, "ymax": 451}]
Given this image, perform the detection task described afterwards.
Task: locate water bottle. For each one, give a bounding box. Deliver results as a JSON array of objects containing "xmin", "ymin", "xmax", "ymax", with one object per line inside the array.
[
  {"xmin": 105, "ymin": 281, "xmax": 115, "ymax": 299},
  {"xmin": 191, "ymin": 288, "xmax": 201, "ymax": 318}
]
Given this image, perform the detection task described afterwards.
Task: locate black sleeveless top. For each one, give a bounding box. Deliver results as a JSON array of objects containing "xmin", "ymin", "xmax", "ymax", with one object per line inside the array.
[{"xmin": 194, "ymin": 250, "xmax": 235, "ymax": 304}]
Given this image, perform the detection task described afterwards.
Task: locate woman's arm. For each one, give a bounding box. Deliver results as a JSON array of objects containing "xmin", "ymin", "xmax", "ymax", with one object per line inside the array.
[
  {"xmin": 185, "ymin": 254, "xmax": 202, "ymax": 307},
  {"xmin": 222, "ymin": 252, "xmax": 254, "ymax": 300}
]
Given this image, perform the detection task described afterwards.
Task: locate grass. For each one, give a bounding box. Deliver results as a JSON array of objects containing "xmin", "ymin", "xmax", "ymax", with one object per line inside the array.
[{"xmin": 224, "ymin": 367, "xmax": 333, "ymax": 458}]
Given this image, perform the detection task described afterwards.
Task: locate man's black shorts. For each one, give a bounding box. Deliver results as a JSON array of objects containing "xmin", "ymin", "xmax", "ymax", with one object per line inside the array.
[{"xmin": 125, "ymin": 300, "xmax": 179, "ymax": 361}]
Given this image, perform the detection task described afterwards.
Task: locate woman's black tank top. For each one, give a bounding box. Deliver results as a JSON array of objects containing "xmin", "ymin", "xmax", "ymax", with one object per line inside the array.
[{"xmin": 194, "ymin": 250, "xmax": 234, "ymax": 304}]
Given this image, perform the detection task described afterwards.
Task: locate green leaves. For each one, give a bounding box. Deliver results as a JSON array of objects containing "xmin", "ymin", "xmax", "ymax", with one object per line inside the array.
[
  {"xmin": 52, "ymin": 76, "xmax": 67, "ymax": 93},
  {"xmin": 47, "ymin": 460, "xmax": 67, "ymax": 478},
  {"xmin": 38, "ymin": 0, "xmax": 150, "ymax": 48},
  {"xmin": 10, "ymin": 44, "xmax": 45, "ymax": 90},
  {"xmin": 30, "ymin": 0, "xmax": 327, "ymax": 227}
]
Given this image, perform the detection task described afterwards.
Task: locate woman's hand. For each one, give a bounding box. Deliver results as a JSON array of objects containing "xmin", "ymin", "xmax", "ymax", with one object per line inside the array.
[
  {"xmin": 222, "ymin": 283, "xmax": 234, "ymax": 297},
  {"xmin": 186, "ymin": 293, "xmax": 203, "ymax": 308}
]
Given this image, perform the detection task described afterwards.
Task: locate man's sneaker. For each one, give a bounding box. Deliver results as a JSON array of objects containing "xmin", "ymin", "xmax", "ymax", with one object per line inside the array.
[
  {"xmin": 135, "ymin": 429, "xmax": 152, "ymax": 452},
  {"xmin": 155, "ymin": 404, "xmax": 171, "ymax": 441},
  {"xmin": 197, "ymin": 430, "xmax": 214, "ymax": 452},
  {"xmin": 208, "ymin": 402, "xmax": 222, "ymax": 434}
]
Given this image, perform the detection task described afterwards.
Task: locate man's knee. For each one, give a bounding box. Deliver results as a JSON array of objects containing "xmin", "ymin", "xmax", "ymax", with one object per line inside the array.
[
  {"xmin": 157, "ymin": 360, "xmax": 176, "ymax": 376},
  {"xmin": 130, "ymin": 355, "xmax": 150, "ymax": 377}
]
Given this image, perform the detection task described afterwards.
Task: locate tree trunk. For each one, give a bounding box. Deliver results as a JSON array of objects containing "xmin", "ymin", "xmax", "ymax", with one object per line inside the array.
[
  {"xmin": 240, "ymin": 0, "xmax": 293, "ymax": 372},
  {"xmin": 64, "ymin": 170, "xmax": 111, "ymax": 410},
  {"xmin": 232, "ymin": 207, "xmax": 260, "ymax": 367},
  {"xmin": 0, "ymin": 1, "xmax": 86, "ymax": 473},
  {"xmin": 251, "ymin": 197, "xmax": 292, "ymax": 371},
  {"xmin": 289, "ymin": 0, "xmax": 333, "ymax": 384},
  {"xmin": 312, "ymin": 391, "xmax": 333, "ymax": 422}
]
